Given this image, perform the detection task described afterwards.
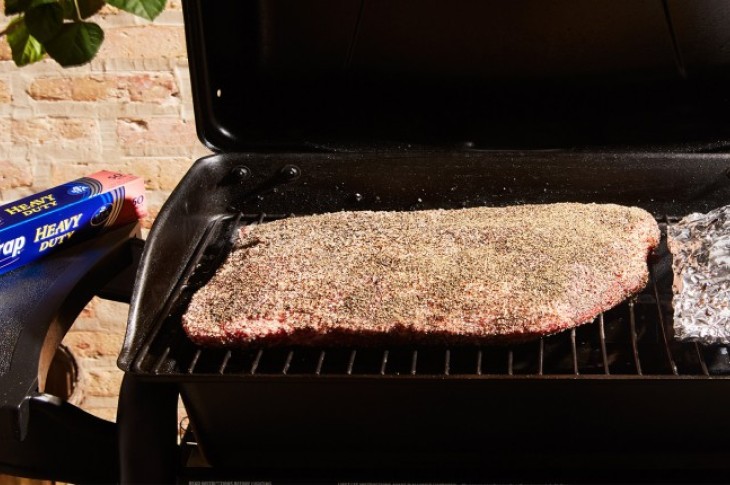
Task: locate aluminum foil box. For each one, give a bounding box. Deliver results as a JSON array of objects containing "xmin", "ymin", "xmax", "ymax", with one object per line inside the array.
[{"xmin": 0, "ymin": 170, "xmax": 146, "ymax": 276}]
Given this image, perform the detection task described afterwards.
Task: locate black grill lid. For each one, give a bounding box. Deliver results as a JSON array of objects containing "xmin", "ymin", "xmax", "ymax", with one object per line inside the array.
[{"xmin": 183, "ymin": 0, "xmax": 730, "ymax": 153}]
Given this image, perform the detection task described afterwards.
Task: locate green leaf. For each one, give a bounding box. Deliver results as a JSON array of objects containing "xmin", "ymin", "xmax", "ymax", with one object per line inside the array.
[
  {"xmin": 6, "ymin": 17, "xmax": 46, "ymax": 66},
  {"xmin": 4, "ymin": 0, "xmax": 31, "ymax": 15},
  {"xmin": 105, "ymin": 0, "xmax": 166, "ymax": 21},
  {"xmin": 59, "ymin": 0, "xmax": 105, "ymax": 19},
  {"xmin": 58, "ymin": 0, "xmax": 72, "ymax": 18},
  {"xmin": 29, "ymin": 0, "xmax": 62, "ymax": 6},
  {"xmin": 25, "ymin": 2, "xmax": 64, "ymax": 42},
  {"xmin": 44, "ymin": 21, "xmax": 103, "ymax": 67},
  {"xmin": 77, "ymin": 0, "xmax": 105, "ymax": 18}
]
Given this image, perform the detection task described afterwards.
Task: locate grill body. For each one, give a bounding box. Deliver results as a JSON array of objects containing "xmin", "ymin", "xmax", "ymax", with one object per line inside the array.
[
  {"xmin": 121, "ymin": 0, "xmax": 730, "ymax": 479},
  {"xmin": 118, "ymin": 152, "xmax": 730, "ymax": 478},
  {"xmin": 181, "ymin": 378, "xmax": 730, "ymax": 479}
]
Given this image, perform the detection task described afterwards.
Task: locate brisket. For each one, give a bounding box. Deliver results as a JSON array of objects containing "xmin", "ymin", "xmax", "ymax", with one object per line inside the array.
[{"xmin": 183, "ymin": 203, "xmax": 660, "ymax": 347}]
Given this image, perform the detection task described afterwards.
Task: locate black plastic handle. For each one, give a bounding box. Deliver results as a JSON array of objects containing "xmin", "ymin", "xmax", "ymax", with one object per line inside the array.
[{"xmin": 0, "ymin": 223, "xmax": 142, "ymax": 484}]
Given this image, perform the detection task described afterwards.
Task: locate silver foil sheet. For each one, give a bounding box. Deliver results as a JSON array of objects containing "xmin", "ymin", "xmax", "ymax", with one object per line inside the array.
[{"xmin": 668, "ymin": 205, "xmax": 730, "ymax": 345}]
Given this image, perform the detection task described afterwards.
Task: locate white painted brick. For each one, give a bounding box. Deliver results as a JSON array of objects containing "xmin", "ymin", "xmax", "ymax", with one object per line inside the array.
[
  {"xmin": 99, "ymin": 57, "xmax": 176, "ymax": 72},
  {"xmin": 151, "ymin": 9, "xmax": 185, "ymax": 26}
]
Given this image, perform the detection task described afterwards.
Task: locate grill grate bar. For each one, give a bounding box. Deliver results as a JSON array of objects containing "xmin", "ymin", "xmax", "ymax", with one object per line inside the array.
[
  {"xmin": 347, "ymin": 350, "xmax": 357, "ymax": 375},
  {"xmin": 316, "ymin": 351, "xmax": 326, "ymax": 375},
  {"xmin": 507, "ymin": 350, "xmax": 514, "ymax": 376},
  {"xmin": 380, "ymin": 350, "xmax": 389, "ymax": 375},
  {"xmin": 649, "ymin": 265, "xmax": 678, "ymax": 375},
  {"xmin": 282, "ymin": 350, "xmax": 294, "ymax": 375},
  {"xmin": 218, "ymin": 350, "xmax": 231, "ymax": 374},
  {"xmin": 570, "ymin": 328, "xmax": 579, "ymax": 375},
  {"xmin": 152, "ymin": 347, "xmax": 171, "ymax": 375},
  {"xmin": 444, "ymin": 349, "xmax": 451, "ymax": 376},
  {"xmin": 476, "ymin": 349, "xmax": 483, "ymax": 375},
  {"xmin": 250, "ymin": 349, "xmax": 263, "ymax": 375},
  {"xmin": 598, "ymin": 314, "xmax": 610, "ymax": 375},
  {"xmin": 187, "ymin": 349, "xmax": 202, "ymax": 374},
  {"xmin": 695, "ymin": 343, "xmax": 710, "ymax": 376},
  {"xmin": 538, "ymin": 339, "xmax": 544, "ymax": 375},
  {"xmin": 628, "ymin": 300, "xmax": 643, "ymax": 375},
  {"xmin": 410, "ymin": 351, "xmax": 418, "ymax": 375}
]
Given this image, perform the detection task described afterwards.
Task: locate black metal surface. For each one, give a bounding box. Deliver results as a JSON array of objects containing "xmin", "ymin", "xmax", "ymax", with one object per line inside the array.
[
  {"xmin": 0, "ymin": 223, "xmax": 141, "ymax": 483},
  {"xmin": 179, "ymin": 377, "xmax": 730, "ymax": 477},
  {"xmin": 117, "ymin": 374, "xmax": 179, "ymax": 484},
  {"xmin": 0, "ymin": 223, "xmax": 140, "ymax": 441},
  {"xmin": 96, "ymin": 238, "xmax": 145, "ymax": 304},
  {"xmin": 183, "ymin": 0, "xmax": 730, "ymax": 152},
  {"xmin": 177, "ymin": 462, "xmax": 730, "ymax": 485},
  {"xmin": 0, "ymin": 395, "xmax": 118, "ymax": 484}
]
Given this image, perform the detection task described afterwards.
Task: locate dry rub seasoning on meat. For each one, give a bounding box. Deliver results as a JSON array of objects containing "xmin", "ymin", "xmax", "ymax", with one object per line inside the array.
[{"xmin": 183, "ymin": 203, "xmax": 660, "ymax": 347}]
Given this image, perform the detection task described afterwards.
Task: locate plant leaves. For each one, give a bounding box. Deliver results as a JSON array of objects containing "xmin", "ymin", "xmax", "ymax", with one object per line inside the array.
[
  {"xmin": 4, "ymin": 0, "xmax": 31, "ymax": 15},
  {"xmin": 105, "ymin": 0, "xmax": 166, "ymax": 21},
  {"xmin": 58, "ymin": 0, "xmax": 76, "ymax": 19},
  {"xmin": 25, "ymin": 1, "xmax": 64, "ymax": 43},
  {"xmin": 59, "ymin": 0, "xmax": 105, "ymax": 19},
  {"xmin": 77, "ymin": 0, "xmax": 105, "ymax": 18},
  {"xmin": 29, "ymin": 0, "xmax": 62, "ymax": 6},
  {"xmin": 6, "ymin": 17, "xmax": 46, "ymax": 66},
  {"xmin": 44, "ymin": 21, "xmax": 103, "ymax": 67}
]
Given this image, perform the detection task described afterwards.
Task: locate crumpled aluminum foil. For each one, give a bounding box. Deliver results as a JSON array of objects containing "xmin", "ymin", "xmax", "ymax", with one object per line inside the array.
[{"xmin": 668, "ymin": 205, "xmax": 730, "ymax": 345}]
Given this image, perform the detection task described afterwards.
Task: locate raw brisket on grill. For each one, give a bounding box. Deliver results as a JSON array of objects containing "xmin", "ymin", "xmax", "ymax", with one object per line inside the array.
[{"xmin": 183, "ymin": 203, "xmax": 660, "ymax": 346}]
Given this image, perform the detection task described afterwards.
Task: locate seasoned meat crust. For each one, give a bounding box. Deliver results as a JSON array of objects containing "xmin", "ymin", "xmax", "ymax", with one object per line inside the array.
[{"xmin": 183, "ymin": 203, "xmax": 660, "ymax": 347}]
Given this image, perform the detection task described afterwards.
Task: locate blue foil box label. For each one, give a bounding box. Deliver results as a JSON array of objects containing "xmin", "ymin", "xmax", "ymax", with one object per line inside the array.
[{"xmin": 0, "ymin": 171, "xmax": 146, "ymax": 276}]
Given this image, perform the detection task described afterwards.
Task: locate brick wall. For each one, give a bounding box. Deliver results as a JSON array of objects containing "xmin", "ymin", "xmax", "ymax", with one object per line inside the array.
[{"xmin": 0, "ymin": 2, "xmax": 210, "ymax": 422}]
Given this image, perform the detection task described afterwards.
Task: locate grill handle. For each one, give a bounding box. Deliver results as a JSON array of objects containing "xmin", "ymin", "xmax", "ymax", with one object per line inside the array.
[{"xmin": 0, "ymin": 222, "xmax": 142, "ymax": 483}]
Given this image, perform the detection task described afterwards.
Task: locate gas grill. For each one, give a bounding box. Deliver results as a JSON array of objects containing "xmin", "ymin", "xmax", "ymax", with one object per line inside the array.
[{"xmin": 3, "ymin": 1, "xmax": 730, "ymax": 483}]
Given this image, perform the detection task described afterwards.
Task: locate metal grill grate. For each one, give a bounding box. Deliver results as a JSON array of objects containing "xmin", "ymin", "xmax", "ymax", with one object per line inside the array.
[{"xmin": 132, "ymin": 213, "xmax": 730, "ymax": 378}]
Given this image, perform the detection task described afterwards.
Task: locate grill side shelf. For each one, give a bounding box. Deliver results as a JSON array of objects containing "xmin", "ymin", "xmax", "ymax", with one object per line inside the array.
[{"xmin": 130, "ymin": 214, "xmax": 726, "ymax": 379}]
